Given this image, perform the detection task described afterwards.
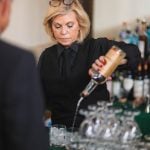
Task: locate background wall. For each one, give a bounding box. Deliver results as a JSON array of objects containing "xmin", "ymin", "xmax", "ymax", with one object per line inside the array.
[
  {"xmin": 1, "ymin": 0, "xmax": 150, "ymax": 58},
  {"xmin": 1, "ymin": 0, "xmax": 49, "ymax": 48},
  {"xmin": 93, "ymin": 0, "xmax": 150, "ymax": 39}
]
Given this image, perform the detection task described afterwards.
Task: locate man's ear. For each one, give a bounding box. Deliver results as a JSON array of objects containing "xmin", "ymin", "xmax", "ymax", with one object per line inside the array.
[
  {"xmin": 0, "ymin": 0, "xmax": 11, "ymax": 33},
  {"xmin": 0, "ymin": 0, "xmax": 3, "ymax": 14},
  {"xmin": 1, "ymin": 0, "xmax": 9, "ymax": 15}
]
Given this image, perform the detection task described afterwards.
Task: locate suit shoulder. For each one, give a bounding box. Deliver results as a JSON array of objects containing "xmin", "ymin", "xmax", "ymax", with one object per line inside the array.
[
  {"xmin": 0, "ymin": 40, "xmax": 35, "ymax": 65},
  {"xmin": 0, "ymin": 40, "xmax": 34, "ymax": 58}
]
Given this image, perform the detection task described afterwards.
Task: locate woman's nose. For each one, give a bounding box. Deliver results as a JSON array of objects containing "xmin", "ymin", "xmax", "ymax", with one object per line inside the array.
[{"xmin": 60, "ymin": 27, "xmax": 68, "ymax": 35}]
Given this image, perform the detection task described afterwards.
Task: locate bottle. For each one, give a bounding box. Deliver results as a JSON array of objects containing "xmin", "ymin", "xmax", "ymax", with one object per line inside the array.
[
  {"xmin": 123, "ymin": 69, "xmax": 134, "ymax": 101},
  {"xmin": 119, "ymin": 21, "xmax": 131, "ymax": 43},
  {"xmin": 143, "ymin": 60, "xmax": 150, "ymax": 98},
  {"xmin": 118, "ymin": 71, "xmax": 128, "ymax": 107},
  {"xmin": 129, "ymin": 31, "xmax": 139, "ymax": 46},
  {"xmin": 135, "ymin": 18, "xmax": 141, "ymax": 35},
  {"xmin": 106, "ymin": 78, "xmax": 113, "ymax": 100},
  {"xmin": 148, "ymin": 55, "xmax": 150, "ymax": 73},
  {"xmin": 80, "ymin": 46, "xmax": 126, "ymax": 98},
  {"xmin": 146, "ymin": 23, "xmax": 150, "ymax": 56},
  {"xmin": 138, "ymin": 20, "xmax": 148, "ymax": 59},
  {"xmin": 133, "ymin": 62, "xmax": 144, "ymax": 107},
  {"xmin": 112, "ymin": 71, "xmax": 121, "ymax": 101},
  {"xmin": 145, "ymin": 94, "xmax": 150, "ymax": 113}
]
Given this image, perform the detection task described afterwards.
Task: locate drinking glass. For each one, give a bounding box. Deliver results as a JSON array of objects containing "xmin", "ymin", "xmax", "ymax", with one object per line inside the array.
[
  {"xmin": 118, "ymin": 111, "xmax": 142, "ymax": 144},
  {"xmin": 49, "ymin": 124, "xmax": 67, "ymax": 147}
]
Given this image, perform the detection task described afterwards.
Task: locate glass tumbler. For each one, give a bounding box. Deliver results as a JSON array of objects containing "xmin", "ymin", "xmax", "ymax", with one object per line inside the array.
[{"xmin": 49, "ymin": 124, "xmax": 67, "ymax": 147}]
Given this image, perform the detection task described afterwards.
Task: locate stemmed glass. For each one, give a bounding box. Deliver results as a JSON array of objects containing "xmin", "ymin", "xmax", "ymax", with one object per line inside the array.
[
  {"xmin": 79, "ymin": 102, "xmax": 122, "ymax": 147},
  {"xmin": 77, "ymin": 102, "xmax": 143, "ymax": 150},
  {"xmin": 118, "ymin": 111, "xmax": 142, "ymax": 144}
]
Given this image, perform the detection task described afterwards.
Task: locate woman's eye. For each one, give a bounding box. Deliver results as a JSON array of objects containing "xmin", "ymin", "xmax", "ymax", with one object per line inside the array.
[
  {"xmin": 67, "ymin": 23, "xmax": 74, "ymax": 28},
  {"xmin": 55, "ymin": 25, "xmax": 61, "ymax": 29},
  {"xmin": 54, "ymin": 24, "xmax": 61, "ymax": 29}
]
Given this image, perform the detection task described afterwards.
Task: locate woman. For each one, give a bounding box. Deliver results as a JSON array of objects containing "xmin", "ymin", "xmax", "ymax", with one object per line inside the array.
[{"xmin": 38, "ymin": 0, "xmax": 141, "ymax": 128}]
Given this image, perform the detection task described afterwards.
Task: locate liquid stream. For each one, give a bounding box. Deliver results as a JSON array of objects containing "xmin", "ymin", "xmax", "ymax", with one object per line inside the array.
[{"xmin": 71, "ymin": 97, "xmax": 84, "ymax": 132}]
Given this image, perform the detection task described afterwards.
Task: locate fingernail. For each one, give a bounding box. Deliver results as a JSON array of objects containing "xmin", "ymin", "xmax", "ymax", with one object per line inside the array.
[{"xmin": 101, "ymin": 59, "xmax": 106, "ymax": 65}]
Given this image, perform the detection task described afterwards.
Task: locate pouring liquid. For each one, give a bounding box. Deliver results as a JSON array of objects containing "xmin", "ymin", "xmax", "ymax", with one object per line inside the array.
[
  {"xmin": 71, "ymin": 97, "xmax": 84, "ymax": 132},
  {"xmin": 72, "ymin": 46, "xmax": 126, "ymax": 131}
]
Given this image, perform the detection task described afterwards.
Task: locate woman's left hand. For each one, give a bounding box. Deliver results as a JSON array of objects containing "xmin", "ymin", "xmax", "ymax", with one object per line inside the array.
[
  {"xmin": 88, "ymin": 56, "xmax": 106, "ymax": 77},
  {"xmin": 88, "ymin": 56, "xmax": 127, "ymax": 78}
]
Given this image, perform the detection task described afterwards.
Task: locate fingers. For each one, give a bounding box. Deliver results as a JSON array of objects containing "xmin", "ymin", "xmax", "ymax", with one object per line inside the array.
[
  {"xmin": 89, "ymin": 68, "xmax": 112, "ymax": 81},
  {"xmin": 88, "ymin": 68, "xmax": 95, "ymax": 76},
  {"xmin": 89, "ymin": 55, "xmax": 127, "ymax": 81},
  {"xmin": 98, "ymin": 56, "xmax": 127, "ymax": 66},
  {"xmin": 90, "ymin": 56, "xmax": 126, "ymax": 74},
  {"xmin": 99, "ymin": 56, "xmax": 106, "ymax": 65},
  {"xmin": 93, "ymin": 56, "xmax": 106, "ymax": 71},
  {"xmin": 107, "ymin": 76, "xmax": 112, "ymax": 81},
  {"xmin": 89, "ymin": 56, "xmax": 106, "ymax": 77},
  {"xmin": 120, "ymin": 58, "xmax": 127, "ymax": 65}
]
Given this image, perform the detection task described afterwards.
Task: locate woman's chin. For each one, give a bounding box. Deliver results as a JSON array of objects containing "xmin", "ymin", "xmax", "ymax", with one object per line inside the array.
[{"xmin": 58, "ymin": 40, "xmax": 73, "ymax": 47}]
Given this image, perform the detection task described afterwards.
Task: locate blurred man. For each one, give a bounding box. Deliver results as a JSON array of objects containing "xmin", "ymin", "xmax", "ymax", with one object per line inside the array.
[{"xmin": 0, "ymin": 0, "xmax": 49, "ymax": 149}]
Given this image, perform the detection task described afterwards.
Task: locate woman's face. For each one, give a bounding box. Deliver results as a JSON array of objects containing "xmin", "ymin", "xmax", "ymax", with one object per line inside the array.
[{"xmin": 52, "ymin": 11, "xmax": 80, "ymax": 47}]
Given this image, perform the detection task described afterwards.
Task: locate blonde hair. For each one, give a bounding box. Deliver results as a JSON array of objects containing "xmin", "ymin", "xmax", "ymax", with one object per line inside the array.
[{"xmin": 44, "ymin": 1, "xmax": 90, "ymax": 43}]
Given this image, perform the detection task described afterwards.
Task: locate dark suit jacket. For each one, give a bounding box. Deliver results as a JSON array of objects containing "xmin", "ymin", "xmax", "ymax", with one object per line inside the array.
[{"xmin": 0, "ymin": 40, "xmax": 49, "ymax": 150}]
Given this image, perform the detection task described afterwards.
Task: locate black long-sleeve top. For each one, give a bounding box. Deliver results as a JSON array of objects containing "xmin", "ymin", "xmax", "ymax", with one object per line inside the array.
[{"xmin": 38, "ymin": 38, "xmax": 141, "ymax": 128}]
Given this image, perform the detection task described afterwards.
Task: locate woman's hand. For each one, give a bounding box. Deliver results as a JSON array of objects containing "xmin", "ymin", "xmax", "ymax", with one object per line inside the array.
[
  {"xmin": 88, "ymin": 56, "xmax": 106, "ymax": 77},
  {"xmin": 120, "ymin": 58, "xmax": 127, "ymax": 65},
  {"xmin": 88, "ymin": 56, "xmax": 127, "ymax": 78}
]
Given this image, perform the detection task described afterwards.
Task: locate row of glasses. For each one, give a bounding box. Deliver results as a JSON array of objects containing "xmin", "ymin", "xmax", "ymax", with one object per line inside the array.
[
  {"xmin": 49, "ymin": 101, "xmax": 145, "ymax": 150},
  {"xmin": 79, "ymin": 102, "xmax": 120, "ymax": 140},
  {"xmin": 75, "ymin": 101, "xmax": 143, "ymax": 150}
]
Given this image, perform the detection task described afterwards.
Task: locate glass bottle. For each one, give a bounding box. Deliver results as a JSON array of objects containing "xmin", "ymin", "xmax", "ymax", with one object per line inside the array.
[
  {"xmin": 133, "ymin": 62, "xmax": 144, "ymax": 107},
  {"xmin": 123, "ymin": 69, "xmax": 134, "ymax": 101},
  {"xmin": 143, "ymin": 60, "xmax": 150, "ymax": 98},
  {"xmin": 80, "ymin": 45, "xmax": 126, "ymax": 98},
  {"xmin": 135, "ymin": 18, "xmax": 141, "ymax": 35},
  {"xmin": 112, "ymin": 71, "xmax": 121, "ymax": 101},
  {"xmin": 138, "ymin": 20, "xmax": 148, "ymax": 59},
  {"xmin": 119, "ymin": 21, "xmax": 131, "ymax": 43},
  {"xmin": 145, "ymin": 94, "xmax": 150, "ymax": 113}
]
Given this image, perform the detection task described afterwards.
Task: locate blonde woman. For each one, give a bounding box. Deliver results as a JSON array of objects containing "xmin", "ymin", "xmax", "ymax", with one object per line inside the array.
[{"xmin": 38, "ymin": 0, "xmax": 141, "ymax": 128}]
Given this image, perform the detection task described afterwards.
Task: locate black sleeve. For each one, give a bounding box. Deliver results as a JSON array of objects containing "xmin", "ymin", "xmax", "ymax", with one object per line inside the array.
[
  {"xmin": 3, "ymin": 53, "xmax": 49, "ymax": 150},
  {"xmin": 107, "ymin": 39, "xmax": 141, "ymax": 71},
  {"xmin": 93, "ymin": 38, "xmax": 141, "ymax": 71}
]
